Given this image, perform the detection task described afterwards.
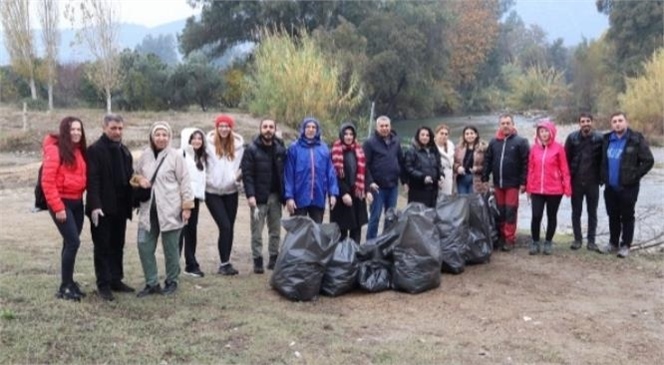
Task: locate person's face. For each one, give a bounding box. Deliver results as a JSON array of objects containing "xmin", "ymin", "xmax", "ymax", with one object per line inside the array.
[
  {"xmin": 499, "ymin": 116, "xmax": 514, "ymax": 135},
  {"xmin": 418, "ymin": 129, "xmax": 431, "ymax": 146},
  {"xmin": 611, "ymin": 114, "xmax": 628, "ymax": 134},
  {"xmin": 464, "ymin": 129, "xmax": 477, "ymax": 144},
  {"xmin": 190, "ymin": 133, "xmax": 203, "ymax": 150},
  {"xmin": 304, "ymin": 122, "xmax": 317, "ymax": 139},
  {"xmin": 70, "ymin": 121, "xmax": 82, "ymax": 144},
  {"xmin": 376, "ymin": 119, "xmax": 391, "ymax": 138},
  {"xmin": 103, "ymin": 120, "xmax": 123, "ymax": 142},
  {"xmin": 217, "ymin": 123, "xmax": 231, "ymax": 138},
  {"xmin": 342, "ymin": 128, "xmax": 355, "ymax": 145},
  {"xmin": 435, "ymin": 128, "xmax": 449, "ymax": 145},
  {"xmin": 152, "ymin": 129, "xmax": 169, "ymax": 150},
  {"xmin": 260, "ymin": 120, "xmax": 276, "ymax": 141},
  {"xmin": 579, "ymin": 116, "xmax": 593, "ymax": 134},
  {"xmin": 538, "ymin": 127, "xmax": 551, "ymax": 143}
]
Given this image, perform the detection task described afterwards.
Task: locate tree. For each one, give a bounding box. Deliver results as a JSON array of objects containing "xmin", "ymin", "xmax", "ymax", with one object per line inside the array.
[
  {"xmin": 37, "ymin": 0, "xmax": 59, "ymax": 111},
  {"xmin": 65, "ymin": 0, "xmax": 122, "ymax": 113},
  {"xmin": 136, "ymin": 34, "xmax": 178, "ymax": 66},
  {"xmin": 1, "ymin": 0, "xmax": 38, "ymax": 100},
  {"xmin": 167, "ymin": 52, "xmax": 222, "ymax": 111},
  {"xmin": 115, "ymin": 50, "xmax": 170, "ymax": 111}
]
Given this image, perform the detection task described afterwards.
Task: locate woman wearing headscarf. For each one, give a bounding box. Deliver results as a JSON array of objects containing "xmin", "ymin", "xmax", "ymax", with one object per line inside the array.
[
  {"xmin": 404, "ymin": 126, "xmax": 441, "ymax": 208},
  {"xmin": 132, "ymin": 121, "xmax": 194, "ymax": 297}
]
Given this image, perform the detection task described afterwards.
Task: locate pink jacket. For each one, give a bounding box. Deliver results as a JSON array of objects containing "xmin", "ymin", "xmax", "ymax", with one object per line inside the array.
[{"xmin": 526, "ymin": 121, "xmax": 571, "ymax": 196}]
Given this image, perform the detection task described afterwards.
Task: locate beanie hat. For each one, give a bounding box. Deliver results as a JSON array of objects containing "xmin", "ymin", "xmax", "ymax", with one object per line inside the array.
[
  {"xmin": 150, "ymin": 121, "xmax": 172, "ymax": 137},
  {"xmin": 215, "ymin": 114, "xmax": 235, "ymax": 129}
]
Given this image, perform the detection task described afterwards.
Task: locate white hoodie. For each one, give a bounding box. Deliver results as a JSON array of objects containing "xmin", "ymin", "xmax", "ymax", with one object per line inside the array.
[
  {"xmin": 205, "ymin": 130, "xmax": 245, "ymax": 195},
  {"xmin": 179, "ymin": 127, "xmax": 207, "ymax": 200}
]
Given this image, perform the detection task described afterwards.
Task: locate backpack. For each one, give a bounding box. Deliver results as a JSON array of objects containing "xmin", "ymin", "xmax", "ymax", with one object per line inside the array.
[{"xmin": 34, "ymin": 165, "xmax": 48, "ymax": 211}]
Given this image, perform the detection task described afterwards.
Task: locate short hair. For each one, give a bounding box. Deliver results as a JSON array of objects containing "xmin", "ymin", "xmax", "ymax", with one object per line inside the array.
[
  {"xmin": 610, "ymin": 111, "xmax": 627, "ymax": 120},
  {"xmin": 579, "ymin": 112, "xmax": 593, "ymax": 121},
  {"xmin": 376, "ymin": 115, "xmax": 391, "ymax": 125},
  {"xmin": 499, "ymin": 113, "xmax": 514, "ymax": 123},
  {"xmin": 259, "ymin": 118, "xmax": 276, "ymax": 128},
  {"xmin": 103, "ymin": 113, "xmax": 123, "ymax": 125}
]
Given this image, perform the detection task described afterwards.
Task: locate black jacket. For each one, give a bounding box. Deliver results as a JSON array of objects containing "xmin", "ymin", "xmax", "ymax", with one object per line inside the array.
[
  {"xmin": 363, "ymin": 130, "xmax": 405, "ymax": 189},
  {"xmin": 85, "ymin": 134, "xmax": 133, "ymax": 219},
  {"xmin": 241, "ymin": 136, "xmax": 286, "ymax": 204},
  {"xmin": 565, "ymin": 130, "xmax": 603, "ymax": 185},
  {"xmin": 482, "ymin": 132, "xmax": 530, "ymax": 188},
  {"xmin": 404, "ymin": 143, "xmax": 441, "ymax": 191},
  {"xmin": 600, "ymin": 128, "xmax": 654, "ymax": 187}
]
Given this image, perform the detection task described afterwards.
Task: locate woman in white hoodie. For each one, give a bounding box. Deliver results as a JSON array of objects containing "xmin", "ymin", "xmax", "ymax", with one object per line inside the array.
[
  {"xmin": 435, "ymin": 124, "xmax": 455, "ymax": 196},
  {"xmin": 179, "ymin": 128, "xmax": 207, "ymax": 278},
  {"xmin": 205, "ymin": 114, "xmax": 245, "ymax": 276}
]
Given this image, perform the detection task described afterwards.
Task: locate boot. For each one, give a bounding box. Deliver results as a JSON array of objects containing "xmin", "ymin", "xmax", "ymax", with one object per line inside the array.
[
  {"xmin": 253, "ymin": 257, "xmax": 264, "ymax": 274},
  {"xmin": 543, "ymin": 241, "xmax": 553, "ymax": 255},
  {"xmin": 529, "ymin": 241, "xmax": 540, "ymax": 255},
  {"xmin": 267, "ymin": 254, "xmax": 278, "ymax": 270}
]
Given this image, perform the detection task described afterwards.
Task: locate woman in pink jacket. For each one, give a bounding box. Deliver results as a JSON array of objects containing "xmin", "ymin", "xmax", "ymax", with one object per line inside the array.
[{"xmin": 526, "ymin": 120, "xmax": 571, "ymax": 255}]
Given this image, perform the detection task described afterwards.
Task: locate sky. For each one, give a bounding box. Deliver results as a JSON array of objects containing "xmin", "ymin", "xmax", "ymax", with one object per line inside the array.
[{"xmin": 113, "ymin": 0, "xmax": 201, "ymax": 27}]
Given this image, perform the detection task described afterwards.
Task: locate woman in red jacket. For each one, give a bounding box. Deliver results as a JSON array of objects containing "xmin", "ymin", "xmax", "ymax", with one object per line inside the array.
[
  {"xmin": 42, "ymin": 116, "xmax": 88, "ymax": 301},
  {"xmin": 526, "ymin": 120, "xmax": 571, "ymax": 255}
]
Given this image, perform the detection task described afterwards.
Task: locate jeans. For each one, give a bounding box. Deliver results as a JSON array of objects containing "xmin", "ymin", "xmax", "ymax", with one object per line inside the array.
[
  {"xmin": 530, "ymin": 194, "xmax": 563, "ymax": 242},
  {"xmin": 366, "ymin": 186, "xmax": 399, "ymax": 240},
  {"xmin": 50, "ymin": 199, "xmax": 84, "ymax": 286},
  {"xmin": 250, "ymin": 193, "xmax": 282, "ymax": 259},
  {"xmin": 604, "ymin": 184, "xmax": 639, "ymax": 247},
  {"xmin": 91, "ymin": 208, "xmax": 128, "ymax": 290},
  {"xmin": 206, "ymin": 192, "xmax": 238, "ymax": 264},
  {"xmin": 570, "ymin": 182, "xmax": 599, "ymax": 244},
  {"xmin": 137, "ymin": 202, "xmax": 181, "ymax": 286},
  {"xmin": 179, "ymin": 198, "xmax": 201, "ymax": 271},
  {"xmin": 456, "ymin": 174, "xmax": 474, "ymax": 194}
]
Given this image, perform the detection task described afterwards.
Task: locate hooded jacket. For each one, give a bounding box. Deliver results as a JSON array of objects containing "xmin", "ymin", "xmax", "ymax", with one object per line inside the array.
[
  {"xmin": 205, "ymin": 130, "xmax": 245, "ymax": 195},
  {"xmin": 41, "ymin": 135, "xmax": 87, "ymax": 212},
  {"xmin": 179, "ymin": 127, "xmax": 207, "ymax": 200},
  {"xmin": 241, "ymin": 134, "xmax": 287, "ymax": 205},
  {"xmin": 526, "ymin": 121, "xmax": 572, "ymax": 196},
  {"xmin": 132, "ymin": 122, "xmax": 195, "ymax": 232},
  {"xmin": 283, "ymin": 117, "xmax": 339, "ymax": 209},
  {"xmin": 482, "ymin": 127, "xmax": 530, "ymax": 188}
]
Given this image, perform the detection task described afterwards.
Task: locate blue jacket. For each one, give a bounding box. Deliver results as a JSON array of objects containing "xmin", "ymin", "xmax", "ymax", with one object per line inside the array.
[
  {"xmin": 362, "ymin": 130, "xmax": 404, "ymax": 189},
  {"xmin": 284, "ymin": 117, "xmax": 339, "ymax": 209}
]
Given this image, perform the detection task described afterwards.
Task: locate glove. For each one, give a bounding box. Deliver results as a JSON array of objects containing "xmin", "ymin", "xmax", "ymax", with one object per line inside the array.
[{"xmin": 91, "ymin": 208, "xmax": 104, "ymax": 227}]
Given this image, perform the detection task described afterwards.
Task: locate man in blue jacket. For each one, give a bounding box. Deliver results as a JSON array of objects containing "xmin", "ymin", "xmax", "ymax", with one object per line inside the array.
[
  {"xmin": 600, "ymin": 112, "xmax": 654, "ymax": 258},
  {"xmin": 363, "ymin": 115, "xmax": 405, "ymax": 240},
  {"xmin": 284, "ymin": 117, "xmax": 338, "ymax": 223}
]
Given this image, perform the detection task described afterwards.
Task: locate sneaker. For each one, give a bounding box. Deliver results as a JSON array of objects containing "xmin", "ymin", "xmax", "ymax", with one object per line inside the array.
[
  {"xmin": 98, "ymin": 287, "xmax": 115, "ymax": 302},
  {"xmin": 184, "ymin": 268, "xmax": 205, "ymax": 278},
  {"xmin": 529, "ymin": 241, "xmax": 540, "ymax": 255},
  {"xmin": 56, "ymin": 283, "xmax": 81, "ymax": 302},
  {"xmin": 587, "ymin": 242, "xmax": 599, "ymax": 252},
  {"xmin": 267, "ymin": 255, "xmax": 278, "ymax": 270},
  {"xmin": 111, "ymin": 281, "xmax": 135, "ymax": 293},
  {"xmin": 543, "ymin": 241, "xmax": 553, "ymax": 255},
  {"xmin": 253, "ymin": 257, "xmax": 264, "ymax": 274},
  {"xmin": 617, "ymin": 246, "xmax": 630, "ymax": 258},
  {"xmin": 217, "ymin": 263, "xmax": 239, "ymax": 276},
  {"xmin": 570, "ymin": 241, "xmax": 582, "ymax": 250},
  {"xmin": 136, "ymin": 284, "xmax": 162, "ymax": 298},
  {"xmin": 162, "ymin": 280, "xmax": 178, "ymax": 295}
]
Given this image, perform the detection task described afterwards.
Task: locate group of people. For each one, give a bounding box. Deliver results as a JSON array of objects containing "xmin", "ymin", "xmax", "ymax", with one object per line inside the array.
[{"xmin": 41, "ymin": 111, "xmax": 654, "ymax": 302}]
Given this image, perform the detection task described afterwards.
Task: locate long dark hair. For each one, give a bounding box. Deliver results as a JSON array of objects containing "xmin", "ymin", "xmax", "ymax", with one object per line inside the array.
[
  {"xmin": 51, "ymin": 116, "xmax": 86, "ymax": 166},
  {"xmin": 190, "ymin": 130, "xmax": 208, "ymax": 171},
  {"xmin": 414, "ymin": 126, "xmax": 436, "ymax": 149},
  {"xmin": 459, "ymin": 125, "xmax": 480, "ymax": 149}
]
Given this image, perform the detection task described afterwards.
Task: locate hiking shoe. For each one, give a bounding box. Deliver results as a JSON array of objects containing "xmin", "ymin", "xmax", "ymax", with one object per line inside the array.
[
  {"xmin": 570, "ymin": 241, "xmax": 582, "ymax": 250},
  {"xmin": 111, "ymin": 281, "xmax": 135, "ymax": 293},
  {"xmin": 98, "ymin": 287, "xmax": 115, "ymax": 301},
  {"xmin": 253, "ymin": 257, "xmax": 264, "ymax": 274},
  {"xmin": 529, "ymin": 241, "xmax": 540, "ymax": 255},
  {"xmin": 56, "ymin": 283, "xmax": 81, "ymax": 302},
  {"xmin": 267, "ymin": 255, "xmax": 278, "ymax": 270},
  {"xmin": 217, "ymin": 264, "xmax": 239, "ymax": 276},
  {"xmin": 587, "ymin": 242, "xmax": 599, "ymax": 252},
  {"xmin": 543, "ymin": 241, "xmax": 553, "ymax": 255},
  {"xmin": 617, "ymin": 246, "xmax": 630, "ymax": 258},
  {"xmin": 184, "ymin": 268, "xmax": 205, "ymax": 278},
  {"xmin": 136, "ymin": 284, "xmax": 162, "ymax": 298},
  {"xmin": 162, "ymin": 281, "xmax": 178, "ymax": 295}
]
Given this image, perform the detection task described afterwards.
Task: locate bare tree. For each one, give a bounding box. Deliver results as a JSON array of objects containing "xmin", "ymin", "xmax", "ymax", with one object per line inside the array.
[
  {"xmin": 38, "ymin": 0, "xmax": 60, "ymax": 111},
  {"xmin": 1, "ymin": 0, "xmax": 38, "ymax": 100},
  {"xmin": 65, "ymin": 0, "xmax": 122, "ymax": 113}
]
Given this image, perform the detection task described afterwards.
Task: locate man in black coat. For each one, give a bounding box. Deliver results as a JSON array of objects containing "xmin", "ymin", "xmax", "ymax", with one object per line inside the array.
[
  {"xmin": 241, "ymin": 118, "xmax": 286, "ymax": 273},
  {"xmin": 86, "ymin": 114, "xmax": 135, "ymax": 301},
  {"xmin": 565, "ymin": 113, "xmax": 603, "ymax": 252}
]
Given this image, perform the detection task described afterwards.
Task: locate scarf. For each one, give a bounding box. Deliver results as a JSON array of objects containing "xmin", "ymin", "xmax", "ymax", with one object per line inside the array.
[{"xmin": 331, "ymin": 139, "xmax": 366, "ymax": 198}]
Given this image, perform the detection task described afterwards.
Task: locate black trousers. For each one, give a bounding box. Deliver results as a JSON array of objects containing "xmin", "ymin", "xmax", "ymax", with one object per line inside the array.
[
  {"xmin": 571, "ymin": 182, "xmax": 599, "ymax": 244},
  {"xmin": 179, "ymin": 198, "xmax": 201, "ymax": 271},
  {"xmin": 91, "ymin": 211, "xmax": 128, "ymax": 290},
  {"xmin": 206, "ymin": 192, "xmax": 238, "ymax": 264},
  {"xmin": 530, "ymin": 194, "xmax": 563, "ymax": 242},
  {"xmin": 49, "ymin": 199, "xmax": 84, "ymax": 286},
  {"xmin": 340, "ymin": 228, "xmax": 362, "ymax": 244},
  {"xmin": 604, "ymin": 184, "xmax": 639, "ymax": 247},
  {"xmin": 293, "ymin": 206, "xmax": 324, "ymax": 223}
]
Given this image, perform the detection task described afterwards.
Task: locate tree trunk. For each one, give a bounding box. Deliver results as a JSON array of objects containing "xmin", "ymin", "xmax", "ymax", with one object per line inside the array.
[
  {"xmin": 48, "ymin": 83, "xmax": 54, "ymax": 111},
  {"xmin": 106, "ymin": 88, "xmax": 112, "ymax": 113},
  {"xmin": 29, "ymin": 77, "xmax": 37, "ymax": 100}
]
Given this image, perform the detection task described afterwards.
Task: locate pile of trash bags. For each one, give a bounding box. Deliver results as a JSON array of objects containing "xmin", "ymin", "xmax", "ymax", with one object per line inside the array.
[{"xmin": 271, "ymin": 193, "xmax": 499, "ymax": 301}]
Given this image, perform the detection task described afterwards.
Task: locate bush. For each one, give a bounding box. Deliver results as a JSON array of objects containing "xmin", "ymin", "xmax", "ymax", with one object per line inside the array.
[{"xmin": 619, "ymin": 49, "xmax": 664, "ymax": 135}]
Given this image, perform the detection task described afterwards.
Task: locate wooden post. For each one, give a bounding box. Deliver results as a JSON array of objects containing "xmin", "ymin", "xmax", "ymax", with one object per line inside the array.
[{"xmin": 22, "ymin": 102, "xmax": 28, "ymax": 131}]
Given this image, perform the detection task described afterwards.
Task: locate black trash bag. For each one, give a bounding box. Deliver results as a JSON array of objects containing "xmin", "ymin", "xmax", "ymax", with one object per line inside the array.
[
  {"xmin": 482, "ymin": 191, "xmax": 500, "ymax": 248},
  {"xmin": 465, "ymin": 194, "xmax": 493, "ymax": 265},
  {"xmin": 271, "ymin": 217, "xmax": 340, "ymax": 301},
  {"xmin": 320, "ymin": 238, "xmax": 360, "ymax": 297},
  {"xmin": 357, "ymin": 259, "xmax": 392, "ymax": 293},
  {"xmin": 435, "ymin": 195, "xmax": 469, "ymax": 274},
  {"xmin": 392, "ymin": 203, "xmax": 442, "ymax": 294}
]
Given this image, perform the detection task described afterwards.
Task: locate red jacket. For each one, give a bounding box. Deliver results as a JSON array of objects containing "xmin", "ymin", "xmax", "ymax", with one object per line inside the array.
[
  {"xmin": 526, "ymin": 121, "xmax": 571, "ymax": 196},
  {"xmin": 41, "ymin": 135, "xmax": 87, "ymax": 212}
]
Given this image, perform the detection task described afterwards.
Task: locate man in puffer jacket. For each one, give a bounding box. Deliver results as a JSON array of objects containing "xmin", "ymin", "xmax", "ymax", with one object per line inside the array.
[
  {"xmin": 482, "ymin": 114, "xmax": 530, "ymax": 251},
  {"xmin": 283, "ymin": 117, "xmax": 338, "ymax": 223}
]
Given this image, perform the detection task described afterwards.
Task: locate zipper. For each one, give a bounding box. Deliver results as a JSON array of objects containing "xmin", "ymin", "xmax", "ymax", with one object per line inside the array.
[
  {"xmin": 310, "ymin": 148, "xmax": 315, "ymax": 199},
  {"xmin": 540, "ymin": 145, "xmax": 547, "ymax": 193}
]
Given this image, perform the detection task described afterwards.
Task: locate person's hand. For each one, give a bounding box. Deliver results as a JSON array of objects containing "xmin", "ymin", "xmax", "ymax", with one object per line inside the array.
[
  {"xmin": 370, "ymin": 183, "xmax": 379, "ymax": 192},
  {"xmin": 55, "ymin": 210, "xmax": 66, "ymax": 223},
  {"xmin": 342, "ymin": 194, "xmax": 352, "ymax": 207},
  {"xmin": 330, "ymin": 196, "xmax": 337, "ymax": 210},
  {"xmin": 248, "ymin": 196, "xmax": 257, "ymax": 208},
  {"xmin": 366, "ymin": 192, "xmax": 373, "ymax": 205},
  {"xmin": 403, "ymin": 183, "xmax": 409, "ymax": 193},
  {"xmin": 182, "ymin": 209, "xmax": 191, "ymax": 224},
  {"xmin": 457, "ymin": 166, "xmax": 465, "ymax": 175},
  {"xmin": 520, "ymin": 185, "xmax": 526, "ymax": 194},
  {"xmin": 424, "ymin": 176, "xmax": 433, "ymax": 184},
  {"xmin": 286, "ymin": 199, "xmax": 296, "ymax": 214},
  {"xmin": 91, "ymin": 209, "xmax": 104, "ymax": 227},
  {"xmin": 138, "ymin": 176, "xmax": 151, "ymax": 188}
]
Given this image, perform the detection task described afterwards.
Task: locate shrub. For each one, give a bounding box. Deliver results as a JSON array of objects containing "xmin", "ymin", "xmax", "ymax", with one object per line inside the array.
[{"xmin": 619, "ymin": 49, "xmax": 664, "ymax": 135}]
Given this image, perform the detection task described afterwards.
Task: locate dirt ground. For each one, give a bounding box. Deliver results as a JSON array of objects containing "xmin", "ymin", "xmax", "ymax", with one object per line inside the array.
[{"xmin": 1, "ymin": 107, "xmax": 663, "ymax": 363}]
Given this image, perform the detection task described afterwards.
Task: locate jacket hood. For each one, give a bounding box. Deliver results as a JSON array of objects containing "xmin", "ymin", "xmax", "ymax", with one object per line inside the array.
[
  {"xmin": 180, "ymin": 127, "xmax": 205, "ymax": 149},
  {"xmin": 338, "ymin": 122, "xmax": 357, "ymax": 141},
  {"xmin": 43, "ymin": 134, "xmax": 58, "ymax": 148},
  {"xmin": 535, "ymin": 119, "xmax": 557, "ymax": 145},
  {"xmin": 299, "ymin": 117, "xmax": 322, "ymax": 143},
  {"xmin": 495, "ymin": 127, "xmax": 519, "ymax": 140}
]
